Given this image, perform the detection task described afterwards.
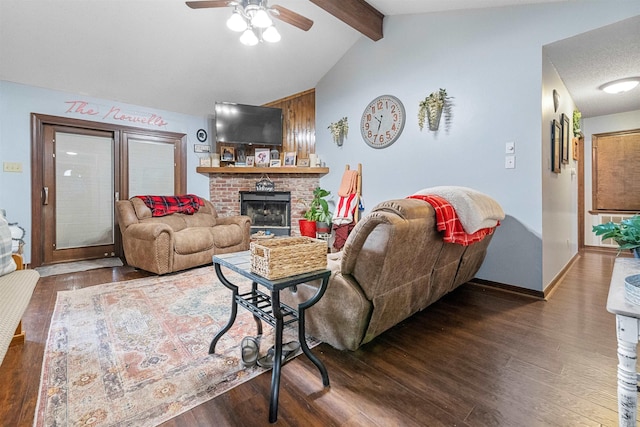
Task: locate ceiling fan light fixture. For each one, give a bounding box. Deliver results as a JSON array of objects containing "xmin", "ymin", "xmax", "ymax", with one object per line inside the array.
[
  {"xmin": 226, "ymin": 10, "xmax": 247, "ymax": 32},
  {"xmin": 600, "ymin": 77, "xmax": 640, "ymax": 94},
  {"xmin": 240, "ymin": 28, "xmax": 259, "ymax": 46},
  {"xmin": 251, "ymin": 8, "xmax": 272, "ymax": 28},
  {"xmin": 262, "ymin": 25, "xmax": 280, "ymax": 43}
]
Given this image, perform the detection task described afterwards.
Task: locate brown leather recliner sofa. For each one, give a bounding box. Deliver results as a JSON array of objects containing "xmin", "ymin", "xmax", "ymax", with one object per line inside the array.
[
  {"xmin": 281, "ymin": 197, "xmax": 499, "ymax": 351},
  {"xmin": 115, "ymin": 197, "xmax": 251, "ymax": 275}
]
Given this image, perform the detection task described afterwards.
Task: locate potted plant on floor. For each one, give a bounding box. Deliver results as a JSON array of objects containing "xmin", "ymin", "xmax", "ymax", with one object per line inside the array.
[
  {"xmin": 592, "ymin": 214, "xmax": 640, "ymax": 257},
  {"xmin": 298, "ymin": 187, "xmax": 332, "ymax": 237}
]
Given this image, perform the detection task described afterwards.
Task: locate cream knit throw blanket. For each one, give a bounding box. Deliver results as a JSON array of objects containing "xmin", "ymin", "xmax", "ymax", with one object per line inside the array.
[{"xmin": 413, "ymin": 186, "xmax": 505, "ymax": 234}]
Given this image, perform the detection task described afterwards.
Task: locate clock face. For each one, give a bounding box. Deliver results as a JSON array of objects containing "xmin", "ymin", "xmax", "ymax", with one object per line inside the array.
[{"xmin": 360, "ymin": 95, "xmax": 406, "ymax": 149}]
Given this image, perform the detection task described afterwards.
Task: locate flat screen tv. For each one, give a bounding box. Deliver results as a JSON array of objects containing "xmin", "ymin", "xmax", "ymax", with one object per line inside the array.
[{"xmin": 214, "ymin": 102, "xmax": 283, "ymax": 146}]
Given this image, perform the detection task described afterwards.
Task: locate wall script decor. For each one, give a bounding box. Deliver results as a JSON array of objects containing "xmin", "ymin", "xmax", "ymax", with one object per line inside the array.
[{"xmin": 64, "ymin": 100, "xmax": 169, "ymax": 127}]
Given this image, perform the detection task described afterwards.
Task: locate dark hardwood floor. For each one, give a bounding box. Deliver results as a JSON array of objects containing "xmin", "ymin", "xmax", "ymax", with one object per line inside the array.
[{"xmin": 0, "ymin": 251, "xmax": 626, "ymax": 426}]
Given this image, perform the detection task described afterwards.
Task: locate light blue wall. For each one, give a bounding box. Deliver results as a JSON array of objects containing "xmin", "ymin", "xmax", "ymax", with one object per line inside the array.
[
  {"xmin": 314, "ymin": 2, "xmax": 640, "ymax": 291},
  {"xmin": 0, "ymin": 81, "xmax": 211, "ymax": 263}
]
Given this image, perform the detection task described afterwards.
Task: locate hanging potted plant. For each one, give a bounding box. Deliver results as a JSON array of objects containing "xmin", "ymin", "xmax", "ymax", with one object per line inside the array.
[
  {"xmin": 328, "ymin": 117, "xmax": 349, "ymax": 146},
  {"xmin": 298, "ymin": 187, "xmax": 332, "ymax": 237},
  {"xmin": 418, "ymin": 88, "xmax": 452, "ymax": 132},
  {"xmin": 592, "ymin": 215, "xmax": 640, "ymax": 257}
]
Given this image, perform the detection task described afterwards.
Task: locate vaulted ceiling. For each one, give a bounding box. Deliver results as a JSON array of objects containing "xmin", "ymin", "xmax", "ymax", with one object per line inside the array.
[{"xmin": 0, "ymin": 0, "xmax": 637, "ymax": 118}]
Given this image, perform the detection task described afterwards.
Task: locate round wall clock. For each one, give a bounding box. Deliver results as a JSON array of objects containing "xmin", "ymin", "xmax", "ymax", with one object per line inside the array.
[
  {"xmin": 196, "ymin": 129, "xmax": 208, "ymax": 142},
  {"xmin": 360, "ymin": 95, "xmax": 406, "ymax": 149}
]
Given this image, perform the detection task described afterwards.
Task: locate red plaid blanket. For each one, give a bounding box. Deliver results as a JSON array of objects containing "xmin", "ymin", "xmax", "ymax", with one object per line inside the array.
[
  {"xmin": 134, "ymin": 194, "xmax": 204, "ymax": 217},
  {"xmin": 407, "ymin": 194, "xmax": 496, "ymax": 245}
]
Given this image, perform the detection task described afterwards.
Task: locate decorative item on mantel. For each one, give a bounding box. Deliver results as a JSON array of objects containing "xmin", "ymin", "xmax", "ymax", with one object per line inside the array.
[
  {"xmin": 592, "ymin": 214, "xmax": 640, "ymax": 258},
  {"xmin": 418, "ymin": 88, "xmax": 453, "ymax": 132},
  {"xmin": 256, "ymin": 175, "xmax": 275, "ymax": 192},
  {"xmin": 328, "ymin": 117, "xmax": 349, "ymax": 146}
]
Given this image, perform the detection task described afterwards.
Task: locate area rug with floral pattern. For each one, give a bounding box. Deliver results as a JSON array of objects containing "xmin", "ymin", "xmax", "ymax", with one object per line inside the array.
[{"xmin": 33, "ymin": 265, "xmax": 317, "ymax": 426}]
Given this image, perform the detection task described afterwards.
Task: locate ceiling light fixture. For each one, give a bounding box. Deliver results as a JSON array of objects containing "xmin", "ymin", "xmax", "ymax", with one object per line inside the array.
[
  {"xmin": 225, "ymin": 0, "xmax": 280, "ymax": 46},
  {"xmin": 600, "ymin": 77, "xmax": 640, "ymax": 94}
]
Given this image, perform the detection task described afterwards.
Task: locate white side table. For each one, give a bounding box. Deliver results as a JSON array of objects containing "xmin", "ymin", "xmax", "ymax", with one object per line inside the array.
[{"xmin": 606, "ymin": 257, "xmax": 640, "ymax": 426}]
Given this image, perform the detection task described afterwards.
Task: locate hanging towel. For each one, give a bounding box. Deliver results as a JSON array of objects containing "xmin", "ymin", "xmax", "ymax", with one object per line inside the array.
[
  {"xmin": 332, "ymin": 193, "xmax": 359, "ymax": 225},
  {"xmin": 338, "ymin": 169, "xmax": 359, "ymax": 197}
]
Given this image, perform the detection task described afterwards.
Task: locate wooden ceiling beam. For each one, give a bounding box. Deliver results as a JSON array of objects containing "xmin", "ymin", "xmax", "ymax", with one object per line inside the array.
[{"xmin": 309, "ymin": 0, "xmax": 384, "ymax": 41}]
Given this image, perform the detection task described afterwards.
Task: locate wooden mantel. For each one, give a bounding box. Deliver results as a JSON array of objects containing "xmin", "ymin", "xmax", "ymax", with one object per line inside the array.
[{"xmin": 197, "ymin": 167, "xmax": 329, "ymax": 175}]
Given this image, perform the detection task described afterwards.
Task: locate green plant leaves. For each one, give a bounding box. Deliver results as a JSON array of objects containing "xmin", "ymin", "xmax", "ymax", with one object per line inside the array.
[{"xmin": 592, "ymin": 215, "xmax": 640, "ymax": 250}]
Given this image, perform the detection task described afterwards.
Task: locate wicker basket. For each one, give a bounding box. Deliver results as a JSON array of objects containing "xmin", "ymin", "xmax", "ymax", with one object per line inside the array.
[{"xmin": 250, "ymin": 236, "xmax": 327, "ymax": 280}]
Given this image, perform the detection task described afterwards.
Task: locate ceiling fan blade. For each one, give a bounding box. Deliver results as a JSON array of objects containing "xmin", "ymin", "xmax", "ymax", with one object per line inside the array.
[
  {"xmin": 185, "ymin": 1, "xmax": 232, "ymax": 9},
  {"xmin": 271, "ymin": 5, "xmax": 313, "ymax": 31}
]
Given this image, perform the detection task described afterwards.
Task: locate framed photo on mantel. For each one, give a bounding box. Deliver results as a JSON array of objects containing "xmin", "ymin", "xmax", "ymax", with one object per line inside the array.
[{"xmin": 255, "ymin": 149, "xmax": 270, "ymax": 167}]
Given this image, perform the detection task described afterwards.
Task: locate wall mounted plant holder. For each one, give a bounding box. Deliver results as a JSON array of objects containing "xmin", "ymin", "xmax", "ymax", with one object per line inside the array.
[
  {"xmin": 328, "ymin": 117, "xmax": 348, "ymax": 146},
  {"xmin": 553, "ymin": 89, "xmax": 560, "ymax": 113},
  {"xmin": 418, "ymin": 89, "xmax": 453, "ymax": 132}
]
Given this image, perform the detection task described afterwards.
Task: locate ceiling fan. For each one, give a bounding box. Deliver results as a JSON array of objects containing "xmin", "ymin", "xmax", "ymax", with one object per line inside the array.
[{"xmin": 185, "ymin": 0, "xmax": 314, "ymax": 32}]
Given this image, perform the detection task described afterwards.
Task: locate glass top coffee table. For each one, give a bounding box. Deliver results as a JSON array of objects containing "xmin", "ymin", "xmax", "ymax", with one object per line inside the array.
[{"xmin": 209, "ymin": 251, "xmax": 331, "ymax": 423}]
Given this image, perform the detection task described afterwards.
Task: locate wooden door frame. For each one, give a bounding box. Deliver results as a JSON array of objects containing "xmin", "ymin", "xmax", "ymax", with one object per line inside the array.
[
  {"xmin": 30, "ymin": 113, "xmax": 187, "ymax": 267},
  {"xmin": 577, "ymin": 134, "xmax": 584, "ymax": 251}
]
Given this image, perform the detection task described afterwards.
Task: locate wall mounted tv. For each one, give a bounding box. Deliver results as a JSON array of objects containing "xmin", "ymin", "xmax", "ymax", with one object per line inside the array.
[{"xmin": 214, "ymin": 102, "xmax": 283, "ymax": 146}]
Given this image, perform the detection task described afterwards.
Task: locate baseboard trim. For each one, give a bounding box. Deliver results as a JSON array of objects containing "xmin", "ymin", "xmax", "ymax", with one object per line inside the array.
[
  {"xmin": 468, "ymin": 278, "xmax": 544, "ymax": 300},
  {"xmin": 541, "ymin": 252, "xmax": 580, "ymax": 300}
]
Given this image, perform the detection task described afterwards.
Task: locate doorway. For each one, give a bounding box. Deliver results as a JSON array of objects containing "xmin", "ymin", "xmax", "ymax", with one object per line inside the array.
[{"xmin": 31, "ymin": 114, "xmax": 187, "ymax": 267}]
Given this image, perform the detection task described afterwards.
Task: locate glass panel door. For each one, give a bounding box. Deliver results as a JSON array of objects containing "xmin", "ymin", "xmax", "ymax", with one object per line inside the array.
[
  {"xmin": 55, "ymin": 132, "xmax": 114, "ymax": 249},
  {"xmin": 42, "ymin": 128, "xmax": 117, "ymax": 264},
  {"xmin": 128, "ymin": 138, "xmax": 175, "ymax": 196}
]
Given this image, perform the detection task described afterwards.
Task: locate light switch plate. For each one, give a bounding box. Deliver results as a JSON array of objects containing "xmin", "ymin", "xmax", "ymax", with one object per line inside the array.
[{"xmin": 505, "ymin": 142, "xmax": 515, "ymax": 154}]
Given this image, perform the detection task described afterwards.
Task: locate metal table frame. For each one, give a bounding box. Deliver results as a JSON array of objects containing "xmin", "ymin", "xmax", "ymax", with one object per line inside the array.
[{"xmin": 209, "ymin": 251, "xmax": 331, "ymax": 423}]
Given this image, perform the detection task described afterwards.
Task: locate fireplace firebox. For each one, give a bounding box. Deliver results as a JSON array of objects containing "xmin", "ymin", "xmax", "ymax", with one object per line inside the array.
[{"xmin": 240, "ymin": 191, "xmax": 291, "ymax": 236}]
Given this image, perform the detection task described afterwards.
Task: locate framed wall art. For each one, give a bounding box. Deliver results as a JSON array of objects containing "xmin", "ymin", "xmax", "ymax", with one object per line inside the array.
[
  {"xmin": 551, "ymin": 119, "xmax": 561, "ymax": 173},
  {"xmin": 561, "ymin": 113, "xmax": 570, "ymax": 164}
]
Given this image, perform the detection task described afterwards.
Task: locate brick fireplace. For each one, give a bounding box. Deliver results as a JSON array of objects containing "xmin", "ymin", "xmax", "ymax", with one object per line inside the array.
[{"xmin": 206, "ymin": 172, "xmax": 325, "ymax": 237}]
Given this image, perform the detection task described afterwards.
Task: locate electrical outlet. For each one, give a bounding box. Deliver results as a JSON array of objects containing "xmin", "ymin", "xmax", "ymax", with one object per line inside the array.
[
  {"xmin": 3, "ymin": 162, "xmax": 23, "ymax": 172},
  {"xmin": 505, "ymin": 155, "xmax": 516, "ymax": 169}
]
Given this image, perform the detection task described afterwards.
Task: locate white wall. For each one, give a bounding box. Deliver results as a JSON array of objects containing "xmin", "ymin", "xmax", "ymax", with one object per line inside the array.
[
  {"xmin": 314, "ymin": 2, "xmax": 640, "ymax": 291},
  {"xmin": 583, "ymin": 109, "xmax": 640, "ymax": 247},
  {"xmin": 0, "ymin": 81, "xmax": 211, "ymax": 263},
  {"xmin": 541, "ymin": 54, "xmax": 578, "ymax": 287}
]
